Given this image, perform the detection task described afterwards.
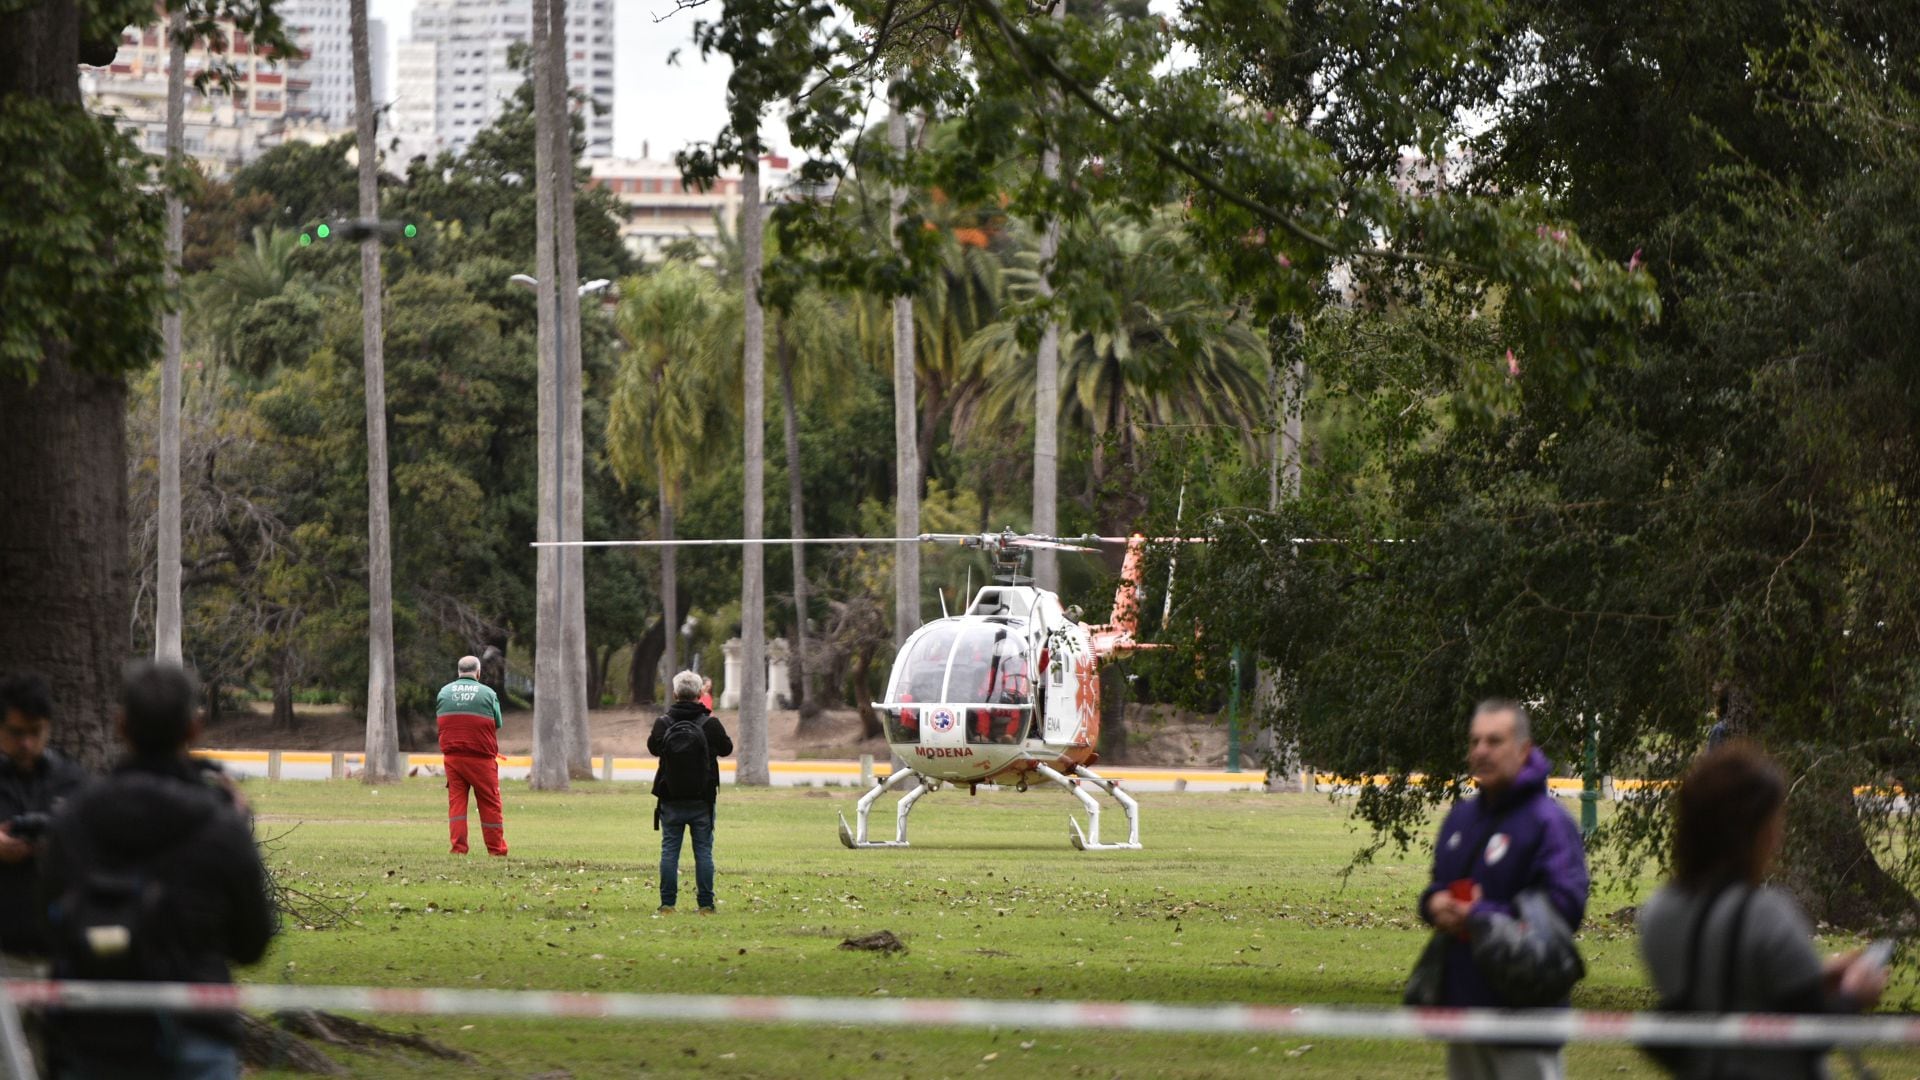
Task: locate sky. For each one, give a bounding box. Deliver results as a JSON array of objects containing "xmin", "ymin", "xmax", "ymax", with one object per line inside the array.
[{"xmin": 367, "ymin": 0, "xmax": 745, "ymax": 161}]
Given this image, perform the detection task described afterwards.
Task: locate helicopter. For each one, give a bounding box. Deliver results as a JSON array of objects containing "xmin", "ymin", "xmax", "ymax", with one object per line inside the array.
[{"xmin": 538, "ymin": 528, "xmax": 1174, "ymax": 851}]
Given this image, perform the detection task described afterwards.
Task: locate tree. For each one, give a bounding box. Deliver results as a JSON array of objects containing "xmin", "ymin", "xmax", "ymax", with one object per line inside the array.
[
  {"xmin": 608, "ymin": 261, "xmax": 731, "ymax": 694},
  {"xmin": 737, "ymin": 149, "xmax": 771, "ymax": 786},
  {"xmin": 969, "ymin": 211, "xmax": 1267, "ymax": 538},
  {"xmin": 887, "ymin": 89, "xmax": 921, "ymax": 651},
  {"xmin": 156, "ymin": 6, "xmax": 189, "ymax": 666},
  {"xmin": 349, "ymin": 0, "xmax": 399, "ymax": 782},
  {"xmin": 527, "ymin": 0, "xmax": 573, "ymax": 789},
  {"xmin": 1, "ymin": 0, "xmax": 289, "ymax": 768}
]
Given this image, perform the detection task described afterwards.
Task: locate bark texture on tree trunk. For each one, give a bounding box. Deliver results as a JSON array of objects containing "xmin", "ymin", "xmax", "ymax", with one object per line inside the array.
[
  {"xmin": 527, "ymin": 0, "xmax": 569, "ymax": 789},
  {"xmin": 155, "ymin": 9, "xmax": 187, "ymax": 666},
  {"xmin": 350, "ymin": 0, "xmax": 399, "ymax": 783},
  {"xmin": 888, "ymin": 88, "xmax": 920, "ymax": 649},
  {"xmin": 777, "ymin": 328, "xmax": 817, "ymax": 722},
  {"xmin": 548, "ymin": 0, "xmax": 592, "ymax": 778},
  {"xmin": 737, "ymin": 156, "xmax": 771, "ymax": 786},
  {"xmin": 0, "ymin": 359, "xmax": 129, "ymax": 770},
  {"xmin": 1030, "ymin": 0, "xmax": 1064, "ymax": 591}
]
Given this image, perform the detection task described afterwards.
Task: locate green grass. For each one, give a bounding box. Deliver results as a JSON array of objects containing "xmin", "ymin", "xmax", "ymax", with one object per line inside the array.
[{"xmin": 244, "ymin": 781, "xmax": 1920, "ymax": 1078}]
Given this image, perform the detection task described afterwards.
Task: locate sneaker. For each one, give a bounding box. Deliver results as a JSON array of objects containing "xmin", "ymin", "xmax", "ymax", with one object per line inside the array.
[
  {"xmin": 697, "ymin": 907, "xmax": 716, "ymax": 916},
  {"xmin": 657, "ymin": 906, "xmax": 675, "ymax": 915}
]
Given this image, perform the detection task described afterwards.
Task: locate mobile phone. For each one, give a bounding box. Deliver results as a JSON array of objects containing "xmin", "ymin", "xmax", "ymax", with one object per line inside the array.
[{"xmin": 1861, "ymin": 939, "xmax": 1895, "ymax": 970}]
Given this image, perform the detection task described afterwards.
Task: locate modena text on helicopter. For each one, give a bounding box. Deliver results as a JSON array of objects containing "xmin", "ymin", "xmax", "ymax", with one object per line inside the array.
[{"xmin": 537, "ymin": 529, "xmax": 1171, "ymax": 851}]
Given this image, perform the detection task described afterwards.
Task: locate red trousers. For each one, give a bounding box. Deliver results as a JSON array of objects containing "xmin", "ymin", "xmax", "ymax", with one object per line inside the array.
[{"xmin": 445, "ymin": 754, "xmax": 507, "ymax": 855}]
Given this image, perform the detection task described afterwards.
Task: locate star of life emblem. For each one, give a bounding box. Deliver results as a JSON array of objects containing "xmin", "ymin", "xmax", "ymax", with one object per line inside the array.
[{"xmin": 929, "ymin": 709, "xmax": 957, "ymax": 733}]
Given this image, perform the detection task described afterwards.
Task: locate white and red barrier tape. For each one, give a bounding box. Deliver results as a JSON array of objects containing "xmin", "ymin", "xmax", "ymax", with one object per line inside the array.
[{"xmin": 6, "ymin": 981, "xmax": 1919, "ymax": 1047}]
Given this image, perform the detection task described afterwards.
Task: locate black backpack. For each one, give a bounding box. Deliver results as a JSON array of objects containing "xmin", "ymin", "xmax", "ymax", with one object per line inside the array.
[
  {"xmin": 655, "ymin": 712, "xmax": 711, "ymax": 805},
  {"xmin": 49, "ymin": 837, "xmax": 197, "ymax": 983}
]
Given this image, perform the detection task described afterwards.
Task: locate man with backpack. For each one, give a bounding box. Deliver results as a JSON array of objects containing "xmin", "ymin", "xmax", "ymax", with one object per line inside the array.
[
  {"xmin": 39, "ymin": 661, "xmax": 276, "ymax": 1079},
  {"xmin": 650, "ymin": 670, "xmax": 732, "ymax": 915}
]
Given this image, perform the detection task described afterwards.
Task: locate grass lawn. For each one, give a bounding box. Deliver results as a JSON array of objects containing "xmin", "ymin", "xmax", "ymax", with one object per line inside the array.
[{"xmin": 241, "ymin": 780, "xmax": 1920, "ymax": 1078}]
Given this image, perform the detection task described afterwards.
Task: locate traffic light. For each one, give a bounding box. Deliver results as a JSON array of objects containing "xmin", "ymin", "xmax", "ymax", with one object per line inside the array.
[{"xmin": 299, "ymin": 218, "xmax": 420, "ymax": 245}]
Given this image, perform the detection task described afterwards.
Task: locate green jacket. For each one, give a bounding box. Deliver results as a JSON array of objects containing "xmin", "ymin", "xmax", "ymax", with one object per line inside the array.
[{"xmin": 435, "ymin": 676, "xmax": 503, "ymax": 728}]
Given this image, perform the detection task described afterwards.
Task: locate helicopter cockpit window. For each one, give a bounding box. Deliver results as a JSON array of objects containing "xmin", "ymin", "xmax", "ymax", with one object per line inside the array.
[
  {"xmin": 885, "ymin": 623, "xmax": 961, "ymax": 742},
  {"xmin": 945, "ymin": 627, "xmax": 1033, "ymax": 744}
]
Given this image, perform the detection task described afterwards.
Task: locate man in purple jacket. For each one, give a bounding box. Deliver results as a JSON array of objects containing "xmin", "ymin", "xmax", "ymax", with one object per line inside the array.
[{"xmin": 1419, "ymin": 699, "xmax": 1589, "ymax": 1080}]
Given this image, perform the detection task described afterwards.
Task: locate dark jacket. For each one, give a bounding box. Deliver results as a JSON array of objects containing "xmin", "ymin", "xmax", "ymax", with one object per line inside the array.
[
  {"xmin": 0, "ymin": 747, "xmax": 88, "ymax": 956},
  {"xmin": 40, "ymin": 755, "xmax": 277, "ymax": 1058},
  {"xmin": 1418, "ymin": 748, "xmax": 1590, "ymax": 1008},
  {"xmin": 648, "ymin": 700, "xmax": 732, "ymax": 803}
]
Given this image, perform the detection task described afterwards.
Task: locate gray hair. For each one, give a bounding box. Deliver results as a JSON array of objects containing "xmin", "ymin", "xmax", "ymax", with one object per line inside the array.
[
  {"xmin": 457, "ymin": 655, "xmax": 481, "ymax": 675},
  {"xmin": 672, "ymin": 670, "xmax": 704, "ymax": 702},
  {"xmin": 1473, "ymin": 698, "xmax": 1532, "ymax": 743}
]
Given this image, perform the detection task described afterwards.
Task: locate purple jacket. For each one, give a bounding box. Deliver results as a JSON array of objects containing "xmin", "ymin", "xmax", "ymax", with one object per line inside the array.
[{"xmin": 1418, "ymin": 748, "xmax": 1589, "ymax": 1008}]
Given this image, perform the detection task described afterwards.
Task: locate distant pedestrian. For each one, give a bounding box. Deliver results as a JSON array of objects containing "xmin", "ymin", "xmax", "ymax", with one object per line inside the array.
[
  {"xmin": 698, "ymin": 676, "xmax": 714, "ymax": 713},
  {"xmin": 0, "ymin": 672, "xmax": 87, "ymax": 972},
  {"xmin": 1638, "ymin": 742, "xmax": 1885, "ymax": 1078},
  {"xmin": 650, "ymin": 670, "xmax": 731, "ymax": 915},
  {"xmin": 1418, "ymin": 699, "xmax": 1590, "ymax": 1080},
  {"xmin": 40, "ymin": 661, "xmax": 275, "ymax": 1080},
  {"xmin": 437, "ymin": 655, "xmax": 506, "ymax": 856}
]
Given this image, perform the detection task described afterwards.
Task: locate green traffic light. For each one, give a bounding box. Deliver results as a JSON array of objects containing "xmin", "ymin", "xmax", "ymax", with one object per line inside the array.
[
  {"xmin": 403, "ymin": 223, "xmax": 417, "ymax": 238},
  {"xmin": 316, "ymin": 223, "xmax": 331, "ymax": 239},
  {"xmin": 299, "ymin": 233, "xmax": 312, "ymax": 246}
]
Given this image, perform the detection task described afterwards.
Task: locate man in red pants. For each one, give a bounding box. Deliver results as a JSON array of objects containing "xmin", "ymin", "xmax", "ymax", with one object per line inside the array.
[{"xmin": 436, "ymin": 655, "xmax": 507, "ymax": 855}]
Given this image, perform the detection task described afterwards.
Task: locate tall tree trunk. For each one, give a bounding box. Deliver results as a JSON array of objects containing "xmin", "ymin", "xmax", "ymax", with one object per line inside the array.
[
  {"xmin": 888, "ymin": 84, "xmax": 920, "ymax": 648},
  {"xmin": 1030, "ymin": 0, "xmax": 1064, "ymax": 587},
  {"xmin": 155, "ymin": 9, "xmax": 187, "ymax": 665},
  {"xmin": 527, "ymin": 0, "xmax": 569, "ymax": 789},
  {"xmin": 0, "ymin": 360, "xmax": 129, "ymax": 771},
  {"xmin": 549, "ymin": 0, "xmax": 592, "ymax": 780},
  {"xmin": 659, "ymin": 466, "xmax": 678, "ymax": 679},
  {"xmin": 272, "ymin": 650, "xmax": 296, "ymax": 730},
  {"xmin": 351, "ymin": 0, "xmax": 399, "ymax": 783},
  {"xmin": 777, "ymin": 327, "xmax": 818, "ymax": 723},
  {"xmin": 1256, "ymin": 315, "xmax": 1307, "ymax": 791},
  {"xmin": 737, "ymin": 152, "xmax": 771, "ymax": 786}
]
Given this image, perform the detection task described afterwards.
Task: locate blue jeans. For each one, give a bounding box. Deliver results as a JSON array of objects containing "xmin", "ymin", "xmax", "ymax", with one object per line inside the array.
[
  {"xmin": 60, "ymin": 1028, "xmax": 238, "ymax": 1080},
  {"xmin": 658, "ymin": 800, "xmax": 715, "ymax": 909}
]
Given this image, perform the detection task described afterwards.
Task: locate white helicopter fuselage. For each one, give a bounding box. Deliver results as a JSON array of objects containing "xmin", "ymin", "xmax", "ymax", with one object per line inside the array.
[{"xmin": 877, "ymin": 584, "xmax": 1104, "ymax": 788}]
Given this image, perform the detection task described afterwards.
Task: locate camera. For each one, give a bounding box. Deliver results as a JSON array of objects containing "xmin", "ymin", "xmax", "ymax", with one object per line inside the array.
[{"xmin": 4, "ymin": 811, "xmax": 52, "ymax": 841}]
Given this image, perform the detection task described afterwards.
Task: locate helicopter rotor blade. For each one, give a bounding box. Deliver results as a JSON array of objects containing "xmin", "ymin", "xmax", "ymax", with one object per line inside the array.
[
  {"xmin": 1007, "ymin": 537, "xmax": 1102, "ymax": 553},
  {"xmin": 531, "ymin": 536, "xmax": 929, "ymax": 549}
]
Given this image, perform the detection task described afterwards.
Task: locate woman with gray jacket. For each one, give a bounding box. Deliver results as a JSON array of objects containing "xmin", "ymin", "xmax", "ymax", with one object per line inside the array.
[{"xmin": 1638, "ymin": 742, "xmax": 1886, "ymax": 1078}]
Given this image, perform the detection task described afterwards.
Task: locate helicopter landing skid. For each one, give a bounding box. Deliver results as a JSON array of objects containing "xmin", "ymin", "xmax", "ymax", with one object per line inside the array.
[
  {"xmin": 837, "ymin": 767, "xmax": 930, "ymax": 848},
  {"xmin": 1034, "ymin": 763, "xmax": 1142, "ymax": 850}
]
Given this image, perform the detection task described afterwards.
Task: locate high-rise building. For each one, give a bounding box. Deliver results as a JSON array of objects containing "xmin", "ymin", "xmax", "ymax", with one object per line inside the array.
[
  {"xmin": 79, "ymin": 4, "xmax": 388, "ymax": 175},
  {"xmin": 390, "ymin": 0, "xmax": 614, "ymax": 166},
  {"xmin": 81, "ymin": 18, "xmax": 313, "ymax": 175}
]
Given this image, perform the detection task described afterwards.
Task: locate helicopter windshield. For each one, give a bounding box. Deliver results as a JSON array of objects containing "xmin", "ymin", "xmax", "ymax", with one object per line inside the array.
[{"xmin": 884, "ymin": 622, "xmax": 1034, "ymax": 744}]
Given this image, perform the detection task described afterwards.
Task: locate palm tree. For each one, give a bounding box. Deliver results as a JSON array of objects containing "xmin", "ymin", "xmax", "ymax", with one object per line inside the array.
[
  {"xmin": 192, "ymin": 226, "xmax": 303, "ymax": 373},
  {"xmin": 349, "ymin": 0, "xmax": 399, "ymax": 783},
  {"xmin": 607, "ymin": 261, "xmax": 730, "ymax": 692},
  {"xmin": 156, "ymin": 7, "xmax": 188, "ymax": 665},
  {"xmin": 773, "ymin": 281, "xmax": 856, "ymax": 723},
  {"xmin": 967, "ymin": 212, "xmax": 1268, "ymax": 537}
]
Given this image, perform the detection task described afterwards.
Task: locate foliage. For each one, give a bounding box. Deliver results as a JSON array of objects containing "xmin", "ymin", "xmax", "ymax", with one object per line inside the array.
[
  {"xmin": 1175, "ymin": 14, "xmax": 1920, "ymax": 924},
  {"xmin": 0, "ymin": 100, "xmax": 167, "ymax": 380}
]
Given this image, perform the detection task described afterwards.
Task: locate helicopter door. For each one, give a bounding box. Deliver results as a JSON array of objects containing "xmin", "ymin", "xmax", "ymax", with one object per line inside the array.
[{"xmin": 1042, "ymin": 636, "xmax": 1083, "ymax": 744}]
